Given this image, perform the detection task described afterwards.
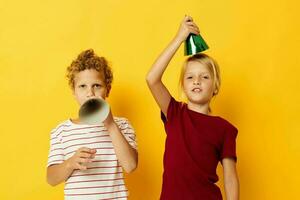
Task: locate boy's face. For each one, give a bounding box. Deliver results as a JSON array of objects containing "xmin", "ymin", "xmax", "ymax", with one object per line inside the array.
[
  {"xmin": 183, "ymin": 61, "xmax": 215, "ymax": 105},
  {"xmin": 73, "ymin": 69, "xmax": 110, "ymax": 106}
]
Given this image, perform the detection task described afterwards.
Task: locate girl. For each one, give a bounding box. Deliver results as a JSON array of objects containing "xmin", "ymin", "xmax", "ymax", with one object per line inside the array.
[{"xmin": 146, "ymin": 16, "xmax": 239, "ymax": 200}]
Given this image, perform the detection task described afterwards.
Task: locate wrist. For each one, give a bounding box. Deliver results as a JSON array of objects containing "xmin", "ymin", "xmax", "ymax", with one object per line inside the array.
[
  {"xmin": 173, "ymin": 34, "xmax": 185, "ymax": 44},
  {"xmin": 64, "ymin": 159, "xmax": 74, "ymax": 171}
]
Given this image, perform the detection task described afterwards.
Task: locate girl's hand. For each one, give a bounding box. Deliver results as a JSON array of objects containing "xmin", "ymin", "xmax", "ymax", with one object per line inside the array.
[
  {"xmin": 66, "ymin": 147, "xmax": 97, "ymax": 170},
  {"xmin": 175, "ymin": 15, "xmax": 200, "ymax": 43}
]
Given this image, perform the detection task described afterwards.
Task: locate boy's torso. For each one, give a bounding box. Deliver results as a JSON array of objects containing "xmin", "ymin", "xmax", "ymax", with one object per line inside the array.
[{"xmin": 49, "ymin": 117, "xmax": 133, "ymax": 200}]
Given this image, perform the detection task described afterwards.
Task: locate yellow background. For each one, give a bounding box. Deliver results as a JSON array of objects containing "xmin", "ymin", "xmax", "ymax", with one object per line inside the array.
[{"xmin": 0, "ymin": 0, "xmax": 299, "ymax": 199}]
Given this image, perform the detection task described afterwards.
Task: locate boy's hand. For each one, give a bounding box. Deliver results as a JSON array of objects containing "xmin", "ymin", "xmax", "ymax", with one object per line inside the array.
[
  {"xmin": 66, "ymin": 147, "xmax": 97, "ymax": 170},
  {"xmin": 175, "ymin": 15, "xmax": 200, "ymax": 43}
]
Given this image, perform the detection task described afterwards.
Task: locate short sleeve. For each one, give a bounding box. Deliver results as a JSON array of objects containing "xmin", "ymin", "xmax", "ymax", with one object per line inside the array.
[
  {"xmin": 47, "ymin": 128, "xmax": 64, "ymax": 167},
  {"xmin": 220, "ymin": 124, "xmax": 238, "ymax": 162},
  {"xmin": 161, "ymin": 97, "xmax": 182, "ymax": 123},
  {"xmin": 117, "ymin": 118, "xmax": 138, "ymax": 150}
]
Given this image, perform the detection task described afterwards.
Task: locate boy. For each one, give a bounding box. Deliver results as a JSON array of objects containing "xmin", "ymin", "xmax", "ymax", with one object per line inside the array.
[{"xmin": 47, "ymin": 49, "xmax": 138, "ymax": 200}]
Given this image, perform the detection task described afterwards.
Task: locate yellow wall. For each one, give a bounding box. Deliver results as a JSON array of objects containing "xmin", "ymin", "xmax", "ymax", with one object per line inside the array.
[{"xmin": 0, "ymin": 0, "xmax": 299, "ymax": 199}]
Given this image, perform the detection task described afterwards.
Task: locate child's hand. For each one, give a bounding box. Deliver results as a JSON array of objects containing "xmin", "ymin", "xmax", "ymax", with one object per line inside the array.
[
  {"xmin": 175, "ymin": 15, "xmax": 200, "ymax": 43},
  {"xmin": 66, "ymin": 147, "xmax": 97, "ymax": 170}
]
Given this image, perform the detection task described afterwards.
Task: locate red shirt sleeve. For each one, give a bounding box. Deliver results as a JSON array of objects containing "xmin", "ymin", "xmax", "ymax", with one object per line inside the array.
[
  {"xmin": 161, "ymin": 97, "xmax": 181, "ymax": 123},
  {"xmin": 220, "ymin": 123, "xmax": 238, "ymax": 162}
]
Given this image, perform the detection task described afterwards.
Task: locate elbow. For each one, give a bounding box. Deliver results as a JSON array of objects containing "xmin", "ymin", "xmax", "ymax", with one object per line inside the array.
[
  {"xmin": 145, "ymin": 70, "xmax": 158, "ymax": 85},
  {"xmin": 123, "ymin": 156, "xmax": 138, "ymax": 174},
  {"xmin": 124, "ymin": 162, "xmax": 137, "ymax": 174},
  {"xmin": 145, "ymin": 74, "xmax": 159, "ymax": 86},
  {"xmin": 46, "ymin": 170, "xmax": 59, "ymax": 187},
  {"xmin": 145, "ymin": 74, "xmax": 152, "ymax": 85},
  {"xmin": 47, "ymin": 176, "xmax": 58, "ymax": 187}
]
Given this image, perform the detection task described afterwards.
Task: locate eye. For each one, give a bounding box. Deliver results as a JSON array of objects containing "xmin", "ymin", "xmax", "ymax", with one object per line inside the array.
[
  {"xmin": 79, "ymin": 84, "xmax": 86, "ymax": 88},
  {"xmin": 93, "ymin": 84, "xmax": 102, "ymax": 88},
  {"xmin": 186, "ymin": 76, "xmax": 193, "ymax": 79},
  {"xmin": 203, "ymin": 76, "xmax": 210, "ymax": 79}
]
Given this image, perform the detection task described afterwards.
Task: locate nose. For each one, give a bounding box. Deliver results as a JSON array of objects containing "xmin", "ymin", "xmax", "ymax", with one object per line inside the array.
[
  {"xmin": 86, "ymin": 87, "xmax": 95, "ymax": 98},
  {"xmin": 193, "ymin": 77, "xmax": 201, "ymax": 85}
]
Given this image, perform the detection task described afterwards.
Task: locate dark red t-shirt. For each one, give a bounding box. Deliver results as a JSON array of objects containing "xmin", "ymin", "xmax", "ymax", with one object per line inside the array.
[{"xmin": 160, "ymin": 97, "xmax": 238, "ymax": 200}]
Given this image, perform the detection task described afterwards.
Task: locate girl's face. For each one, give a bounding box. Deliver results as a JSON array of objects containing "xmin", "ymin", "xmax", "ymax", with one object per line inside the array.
[
  {"xmin": 183, "ymin": 61, "xmax": 215, "ymax": 105},
  {"xmin": 73, "ymin": 69, "xmax": 110, "ymax": 106}
]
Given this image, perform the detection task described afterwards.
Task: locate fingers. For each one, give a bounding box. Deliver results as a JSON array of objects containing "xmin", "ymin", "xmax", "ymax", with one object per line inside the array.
[
  {"xmin": 75, "ymin": 162, "xmax": 87, "ymax": 170},
  {"xmin": 187, "ymin": 26, "xmax": 200, "ymax": 35},
  {"xmin": 186, "ymin": 21, "xmax": 200, "ymax": 34},
  {"xmin": 186, "ymin": 21, "xmax": 199, "ymax": 29},
  {"xmin": 76, "ymin": 147, "xmax": 96, "ymax": 157},
  {"xmin": 77, "ymin": 147, "xmax": 97, "ymax": 153},
  {"xmin": 176, "ymin": 15, "xmax": 200, "ymax": 42},
  {"xmin": 72, "ymin": 147, "xmax": 97, "ymax": 170},
  {"xmin": 184, "ymin": 15, "xmax": 193, "ymax": 22},
  {"xmin": 78, "ymin": 157, "xmax": 92, "ymax": 164},
  {"xmin": 190, "ymin": 28, "xmax": 200, "ymax": 35},
  {"xmin": 182, "ymin": 16, "xmax": 200, "ymax": 35},
  {"xmin": 74, "ymin": 158, "xmax": 92, "ymax": 170},
  {"xmin": 79, "ymin": 152, "xmax": 96, "ymax": 159},
  {"xmin": 185, "ymin": 24, "xmax": 199, "ymax": 35},
  {"xmin": 90, "ymin": 148, "xmax": 97, "ymax": 154}
]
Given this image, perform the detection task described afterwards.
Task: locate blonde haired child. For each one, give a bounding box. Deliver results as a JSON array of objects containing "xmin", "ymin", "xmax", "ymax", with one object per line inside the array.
[{"xmin": 146, "ymin": 16, "xmax": 239, "ymax": 200}]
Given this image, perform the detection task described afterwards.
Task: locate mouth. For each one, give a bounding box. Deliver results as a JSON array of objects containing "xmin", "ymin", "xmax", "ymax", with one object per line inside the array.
[{"xmin": 192, "ymin": 88, "xmax": 202, "ymax": 92}]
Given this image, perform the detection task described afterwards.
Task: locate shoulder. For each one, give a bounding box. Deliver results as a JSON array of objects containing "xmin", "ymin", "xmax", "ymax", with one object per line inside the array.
[
  {"xmin": 50, "ymin": 119, "xmax": 73, "ymax": 137},
  {"xmin": 170, "ymin": 97, "xmax": 185, "ymax": 109},
  {"xmin": 215, "ymin": 117, "xmax": 238, "ymax": 135},
  {"xmin": 165, "ymin": 97, "xmax": 185, "ymax": 116},
  {"xmin": 113, "ymin": 116, "xmax": 129, "ymax": 124},
  {"xmin": 113, "ymin": 116, "xmax": 134, "ymax": 127},
  {"xmin": 113, "ymin": 117, "xmax": 135, "ymax": 134}
]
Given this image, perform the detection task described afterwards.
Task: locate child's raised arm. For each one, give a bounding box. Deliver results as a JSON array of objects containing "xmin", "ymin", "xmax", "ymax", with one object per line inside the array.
[{"xmin": 146, "ymin": 16, "xmax": 200, "ymax": 116}]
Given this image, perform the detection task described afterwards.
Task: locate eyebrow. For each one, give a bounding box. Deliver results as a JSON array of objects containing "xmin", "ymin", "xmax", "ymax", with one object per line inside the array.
[{"xmin": 185, "ymin": 72, "xmax": 210, "ymax": 75}]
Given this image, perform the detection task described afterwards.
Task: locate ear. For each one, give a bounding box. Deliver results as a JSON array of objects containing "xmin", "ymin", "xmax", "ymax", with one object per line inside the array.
[
  {"xmin": 71, "ymin": 88, "xmax": 76, "ymax": 98},
  {"xmin": 213, "ymin": 88, "xmax": 218, "ymax": 96},
  {"xmin": 71, "ymin": 87, "xmax": 75, "ymax": 96},
  {"xmin": 106, "ymin": 85, "xmax": 111, "ymax": 97}
]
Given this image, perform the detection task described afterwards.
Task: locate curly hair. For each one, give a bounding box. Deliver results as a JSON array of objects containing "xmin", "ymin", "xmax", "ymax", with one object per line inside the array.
[{"xmin": 66, "ymin": 49, "xmax": 113, "ymax": 89}]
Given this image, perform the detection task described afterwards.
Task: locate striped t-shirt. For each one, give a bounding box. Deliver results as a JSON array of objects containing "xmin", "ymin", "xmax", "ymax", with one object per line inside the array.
[{"xmin": 47, "ymin": 117, "xmax": 137, "ymax": 200}]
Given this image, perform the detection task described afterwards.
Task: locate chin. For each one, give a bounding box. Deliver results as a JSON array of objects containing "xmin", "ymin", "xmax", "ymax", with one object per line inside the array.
[{"xmin": 187, "ymin": 97, "xmax": 209, "ymax": 105}]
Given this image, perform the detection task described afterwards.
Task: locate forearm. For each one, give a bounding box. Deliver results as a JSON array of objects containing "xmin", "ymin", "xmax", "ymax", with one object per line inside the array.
[
  {"xmin": 146, "ymin": 36, "xmax": 182, "ymax": 84},
  {"xmin": 47, "ymin": 161, "xmax": 73, "ymax": 186},
  {"xmin": 224, "ymin": 176, "xmax": 239, "ymax": 200},
  {"xmin": 106, "ymin": 122, "xmax": 138, "ymax": 173}
]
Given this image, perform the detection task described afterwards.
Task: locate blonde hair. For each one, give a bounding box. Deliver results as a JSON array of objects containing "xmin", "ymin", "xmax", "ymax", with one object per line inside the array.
[
  {"xmin": 66, "ymin": 49, "xmax": 113, "ymax": 89},
  {"xmin": 179, "ymin": 53, "xmax": 221, "ymax": 112}
]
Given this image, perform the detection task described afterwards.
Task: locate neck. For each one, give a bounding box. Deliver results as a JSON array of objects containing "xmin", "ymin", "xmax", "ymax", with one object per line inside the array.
[
  {"xmin": 187, "ymin": 101, "xmax": 210, "ymax": 115},
  {"xmin": 71, "ymin": 118, "xmax": 81, "ymax": 124}
]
